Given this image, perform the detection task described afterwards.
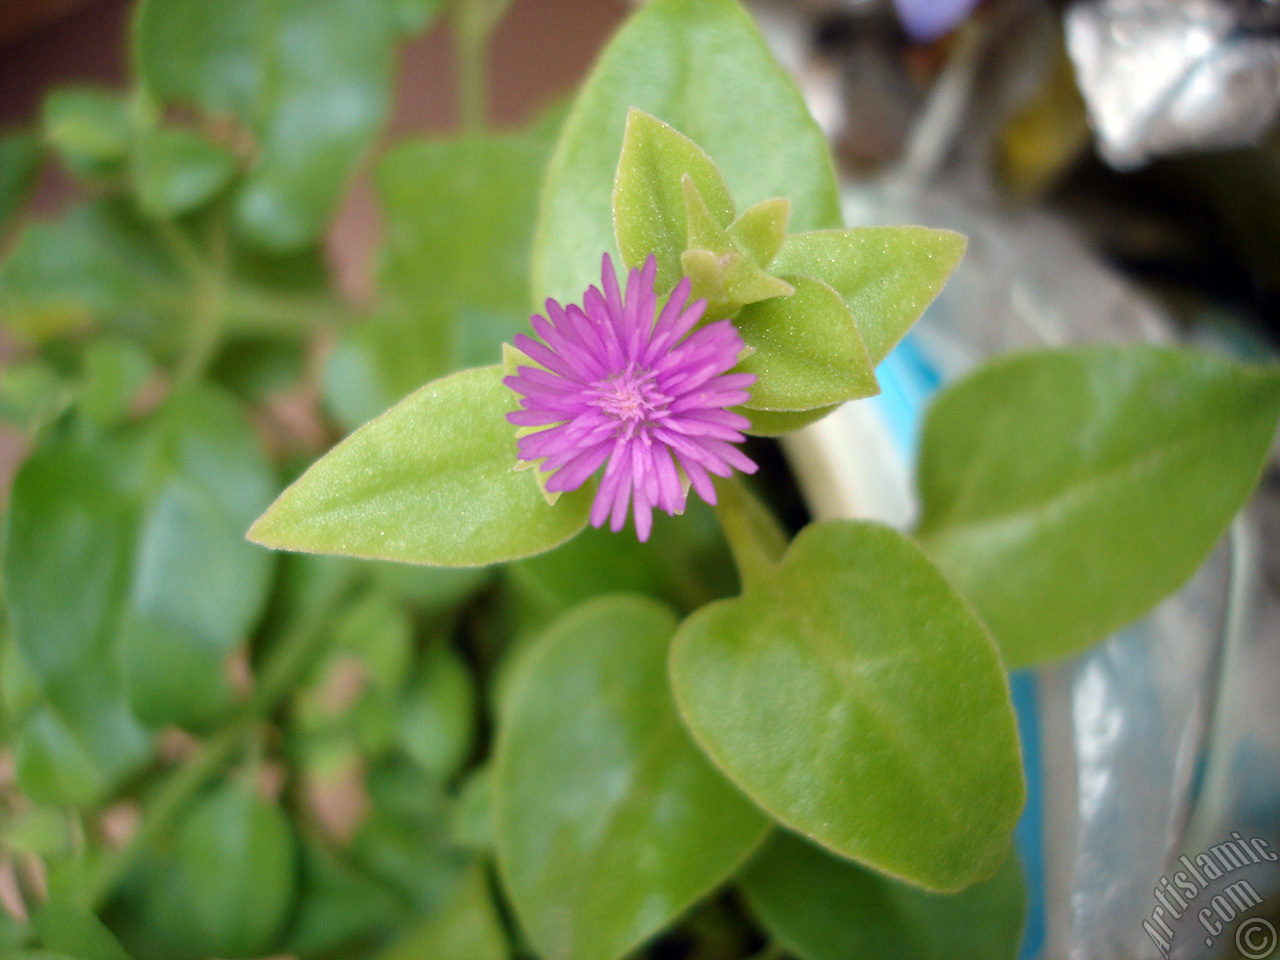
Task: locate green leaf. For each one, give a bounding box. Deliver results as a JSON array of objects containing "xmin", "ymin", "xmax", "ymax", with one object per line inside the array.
[
  {"xmin": 122, "ymin": 386, "xmax": 276, "ymax": 727},
  {"xmin": 916, "ymin": 346, "xmax": 1280, "ymax": 667},
  {"xmin": 379, "ymin": 865, "xmax": 507, "ymax": 960},
  {"xmin": 250, "ymin": 365, "xmax": 593, "ymax": 566},
  {"xmin": 0, "ymin": 199, "xmax": 181, "ymax": 343},
  {"xmin": 740, "ymin": 831, "xmax": 1025, "ymax": 960},
  {"xmin": 42, "ymin": 87, "xmax": 132, "ymax": 173},
  {"xmin": 450, "ymin": 763, "xmax": 495, "ymax": 851},
  {"xmin": 5, "ymin": 440, "xmax": 152, "ymax": 794},
  {"xmin": 178, "ymin": 780, "xmax": 298, "ymax": 958},
  {"xmin": 135, "ymin": 0, "xmax": 398, "ymax": 249},
  {"xmin": 15, "ymin": 708, "xmax": 117, "ymax": 808},
  {"xmin": 130, "ymin": 127, "xmax": 237, "ymax": 217},
  {"xmin": 771, "ymin": 228, "xmax": 966, "ymax": 366},
  {"xmin": 391, "ymin": 0, "xmax": 445, "ymax": 34},
  {"xmin": 0, "ymin": 361, "xmax": 75, "ymax": 435},
  {"xmin": 729, "ymin": 198, "xmax": 789, "ymax": 266},
  {"xmin": 613, "ymin": 109, "xmax": 734, "ymax": 292},
  {"xmin": 79, "ymin": 338, "xmax": 153, "ymax": 428},
  {"xmin": 399, "ymin": 640, "xmax": 476, "ymax": 780},
  {"xmin": 532, "ymin": 0, "xmax": 840, "ymax": 306},
  {"xmin": 33, "ymin": 900, "xmax": 132, "ymax": 960},
  {"xmin": 741, "ymin": 404, "xmax": 836, "ymax": 437},
  {"xmin": 0, "ymin": 131, "xmax": 42, "ymax": 234},
  {"xmin": 669, "ymin": 521, "xmax": 1024, "ymax": 892},
  {"xmin": 735, "ymin": 275, "xmax": 877, "ymax": 411},
  {"xmin": 495, "ymin": 595, "xmax": 769, "ymax": 960}
]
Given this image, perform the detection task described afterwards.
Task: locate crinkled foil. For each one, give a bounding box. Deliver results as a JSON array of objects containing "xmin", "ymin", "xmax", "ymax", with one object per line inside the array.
[{"xmin": 1066, "ymin": 0, "xmax": 1280, "ymax": 170}]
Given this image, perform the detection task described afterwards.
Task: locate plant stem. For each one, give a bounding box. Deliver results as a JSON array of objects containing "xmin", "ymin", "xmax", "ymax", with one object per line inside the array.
[
  {"xmin": 81, "ymin": 578, "xmax": 354, "ymax": 910},
  {"xmin": 713, "ymin": 476, "xmax": 789, "ymax": 590}
]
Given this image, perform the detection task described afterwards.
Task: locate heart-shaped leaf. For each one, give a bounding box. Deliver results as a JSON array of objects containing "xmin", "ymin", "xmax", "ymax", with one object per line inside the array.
[
  {"xmin": 533, "ymin": 0, "xmax": 840, "ymax": 306},
  {"xmin": 670, "ymin": 521, "xmax": 1024, "ymax": 891},
  {"xmin": 772, "ymin": 228, "xmax": 966, "ymax": 366},
  {"xmin": 917, "ymin": 346, "xmax": 1280, "ymax": 666},
  {"xmin": 735, "ymin": 275, "xmax": 877, "ymax": 411},
  {"xmin": 495, "ymin": 594, "xmax": 769, "ymax": 960},
  {"xmin": 249, "ymin": 365, "xmax": 593, "ymax": 566},
  {"xmin": 740, "ymin": 831, "xmax": 1025, "ymax": 960}
]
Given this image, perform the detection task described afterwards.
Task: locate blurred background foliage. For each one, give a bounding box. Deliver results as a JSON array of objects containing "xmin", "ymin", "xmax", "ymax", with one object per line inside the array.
[{"xmin": 0, "ymin": 0, "xmax": 752, "ymax": 956}]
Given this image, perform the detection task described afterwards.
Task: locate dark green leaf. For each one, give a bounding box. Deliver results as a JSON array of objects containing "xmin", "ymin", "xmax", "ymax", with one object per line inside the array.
[
  {"xmin": 399, "ymin": 640, "xmax": 476, "ymax": 781},
  {"xmin": 740, "ymin": 832, "xmax": 1025, "ymax": 960},
  {"xmin": 740, "ymin": 404, "xmax": 835, "ymax": 437},
  {"xmin": 178, "ymin": 780, "xmax": 297, "ymax": 958},
  {"xmin": 532, "ymin": 0, "xmax": 840, "ymax": 306},
  {"xmin": 250, "ymin": 365, "xmax": 594, "ymax": 566},
  {"xmin": 0, "ymin": 200, "xmax": 181, "ymax": 343},
  {"xmin": 771, "ymin": 228, "xmax": 966, "ymax": 366},
  {"xmin": 135, "ymin": 0, "xmax": 398, "ymax": 249},
  {"xmin": 0, "ymin": 131, "xmax": 42, "ymax": 234},
  {"xmin": 669, "ymin": 521, "xmax": 1024, "ymax": 891},
  {"xmin": 917, "ymin": 346, "xmax": 1280, "ymax": 666},
  {"xmin": 495, "ymin": 595, "xmax": 769, "ymax": 960}
]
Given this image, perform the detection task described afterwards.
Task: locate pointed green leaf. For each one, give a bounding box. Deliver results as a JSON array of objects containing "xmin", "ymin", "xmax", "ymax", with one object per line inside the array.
[
  {"xmin": 729, "ymin": 198, "xmax": 790, "ymax": 267},
  {"xmin": 533, "ymin": 0, "xmax": 840, "ymax": 305},
  {"xmin": 495, "ymin": 595, "xmax": 769, "ymax": 960},
  {"xmin": 740, "ymin": 831, "xmax": 1025, "ymax": 960},
  {"xmin": 772, "ymin": 228, "xmax": 966, "ymax": 366},
  {"xmin": 670, "ymin": 521, "xmax": 1024, "ymax": 891},
  {"xmin": 32, "ymin": 900, "xmax": 132, "ymax": 960},
  {"xmin": 251, "ymin": 365, "xmax": 593, "ymax": 566},
  {"xmin": 917, "ymin": 346, "xmax": 1280, "ymax": 667},
  {"xmin": 131, "ymin": 127, "xmax": 237, "ymax": 217},
  {"xmin": 614, "ymin": 110, "xmax": 734, "ymax": 291},
  {"xmin": 735, "ymin": 275, "xmax": 878, "ymax": 411}
]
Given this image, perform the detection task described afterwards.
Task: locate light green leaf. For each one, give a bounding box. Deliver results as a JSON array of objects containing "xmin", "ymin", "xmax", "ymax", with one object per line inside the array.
[
  {"xmin": 740, "ymin": 831, "xmax": 1025, "ymax": 960},
  {"xmin": 135, "ymin": 0, "xmax": 398, "ymax": 249},
  {"xmin": 42, "ymin": 87, "xmax": 131, "ymax": 173},
  {"xmin": 450, "ymin": 764, "xmax": 494, "ymax": 851},
  {"xmin": 379, "ymin": 865, "xmax": 507, "ymax": 960},
  {"xmin": 0, "ymin": 131, "xmax": 42, "ymax": 235},
  {"xmin": 772, "ymin": 228, "xmax": 966, "ymax": 366},
  {"xmin": 131, "ymin": 127, "xmax": 237, "ymax": 217},
  {"xmin": 613, "ymin": 109, "xmax": 734, "ymax": 292},
  {"xmin": 179, "ymin": 780, "xmax": 298, "ymax": 958},
  {"xmin": 0, "ymin": 361, "xmax": 74, "ymax": 435},
  {"xmin": 669, "ymin": 521, "xmax": 1024, "ymax": 892},
  {"xmin": 251, "ymin": 365, "xmax": 593, "ymax": 566},
  {"xmin": 495, "ymin": 595, "xmax": 769, "ymax": 960},
  {"xmin": 391, "ymin": 0, "xmax": 445, "ymax": 34},
  {"xmin": 16, "ymin": 708, "xmax": 117, "ymax": 808},
  {"xmin": 735, "ymin": 275, "xmax": 877, "ymax": 411},
  {"xmin": 729, "ymin": 198, "xmax": 790, "ymax": 267},
  {"xmin": 533, "ymin": 0, "xmax": 840, "ymax": 306},
  {"xmin": 917, "ymin": 346, "xmax": 1280, "ymax": 667}
]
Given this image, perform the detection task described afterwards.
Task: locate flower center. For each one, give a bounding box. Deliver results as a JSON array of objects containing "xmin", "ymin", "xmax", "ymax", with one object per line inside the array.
[{"xmin": 591, "ymin": 366, "xmax": 667, "ymax": 429}]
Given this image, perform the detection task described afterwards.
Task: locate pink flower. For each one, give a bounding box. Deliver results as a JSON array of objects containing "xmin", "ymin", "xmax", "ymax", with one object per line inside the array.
[{"xmin": 505, "ymin": 253, "xmax": 758, "ymax": 542}]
